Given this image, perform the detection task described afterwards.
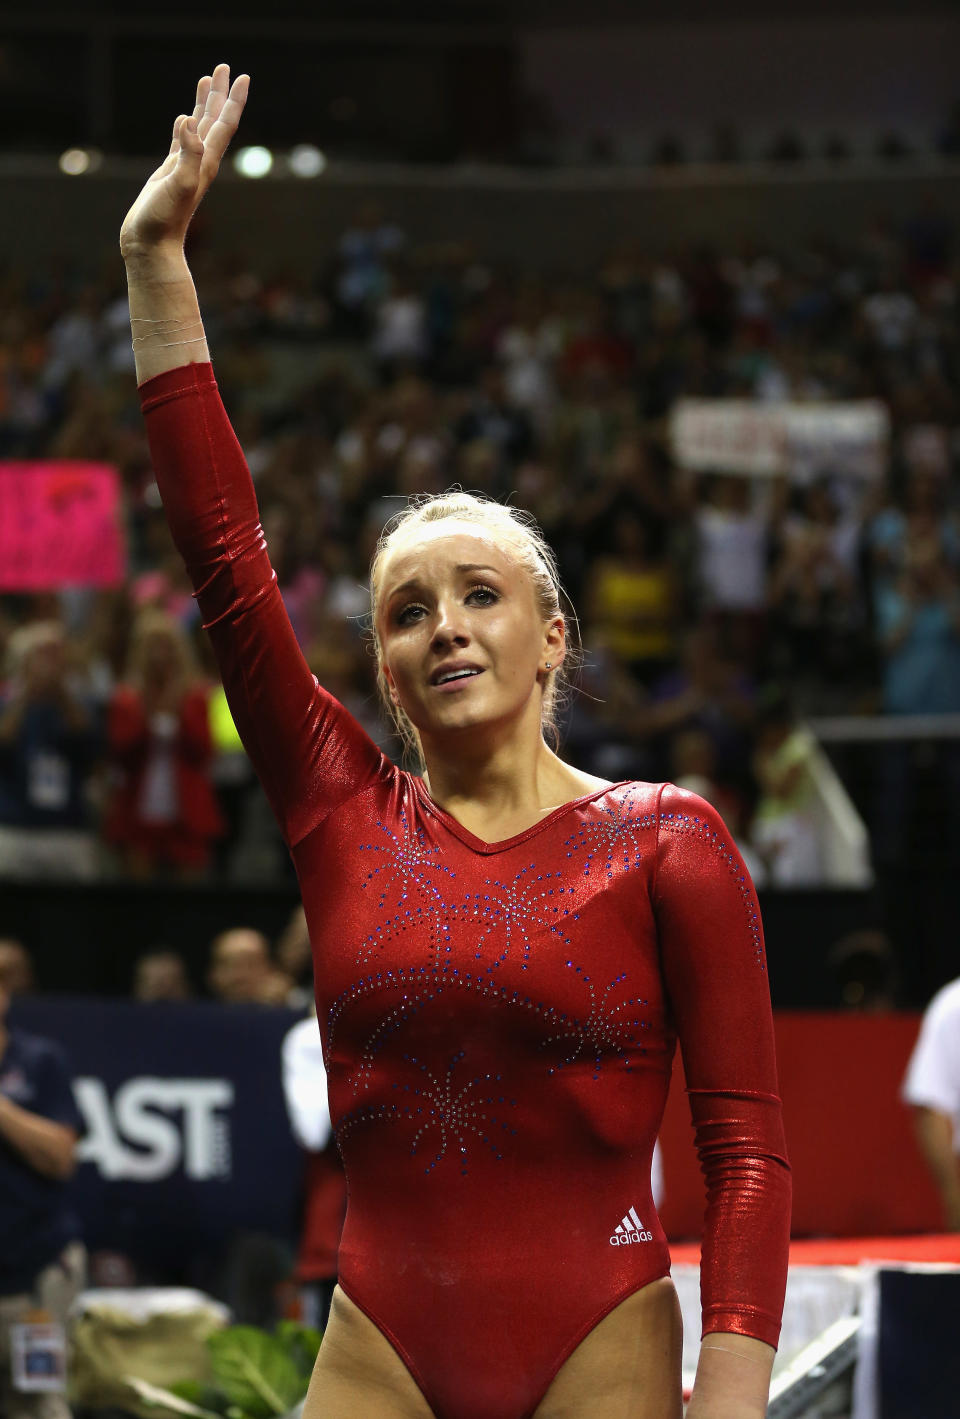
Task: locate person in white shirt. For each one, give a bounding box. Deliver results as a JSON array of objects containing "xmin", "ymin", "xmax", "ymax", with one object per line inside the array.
[
  {"xmin": 281, "ymin": 1012, "xmax": 344, "ymax": 1330},
  {"xmin": 902, "ymin": 977, "xmax": 960, "ymax": 1232},
  {"xmin": 282, "ymin": 1013, "xmax": 332, "ymax": 1155}
]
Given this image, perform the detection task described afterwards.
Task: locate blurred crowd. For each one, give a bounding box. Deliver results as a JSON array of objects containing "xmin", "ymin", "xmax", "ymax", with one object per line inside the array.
[{"xmin": 0, "ymin": 200, "xmax": 958, "ymax": 885}]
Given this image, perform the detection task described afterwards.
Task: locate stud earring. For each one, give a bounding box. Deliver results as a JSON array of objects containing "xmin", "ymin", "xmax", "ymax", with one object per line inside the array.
[{"xmin": 545, "ymin": 662, "xmax": 553, "ymax": 671}]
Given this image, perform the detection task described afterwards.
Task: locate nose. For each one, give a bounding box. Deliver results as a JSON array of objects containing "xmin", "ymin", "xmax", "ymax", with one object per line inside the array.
[{"xmin": 430, "ymin": 598, "xmax": 470, "ymax": 651}]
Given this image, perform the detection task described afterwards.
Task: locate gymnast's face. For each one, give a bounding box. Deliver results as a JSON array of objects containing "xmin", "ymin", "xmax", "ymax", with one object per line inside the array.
[{"xmin": 377, "ymin": 523, "xmax": 561, "ymax": 749}]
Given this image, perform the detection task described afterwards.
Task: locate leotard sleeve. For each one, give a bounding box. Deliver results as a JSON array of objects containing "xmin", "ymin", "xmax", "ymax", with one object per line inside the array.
[
  {"xmin": 653, "ymin": 782, "xmax": 791, "ymax": 1348},
  {"xmin": 138, "ymin": 362, "xmax": 388, "ymax": 845}
]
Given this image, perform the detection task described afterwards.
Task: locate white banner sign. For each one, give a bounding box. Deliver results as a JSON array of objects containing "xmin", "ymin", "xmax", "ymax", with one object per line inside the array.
[{"xmin": 670, "ymin": 400, "xmax": 889, "ymax": 480}]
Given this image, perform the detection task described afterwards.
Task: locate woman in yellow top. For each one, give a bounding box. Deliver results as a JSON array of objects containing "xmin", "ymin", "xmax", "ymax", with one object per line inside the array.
[{"xmin": 584, "ymin": 514, "xmax": 678, "ymax": 683}]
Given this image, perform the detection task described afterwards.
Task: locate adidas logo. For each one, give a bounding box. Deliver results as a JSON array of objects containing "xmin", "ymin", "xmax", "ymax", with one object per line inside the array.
[{"xmin": 609, "ymin": 1205, "xmax": 653, "ymax": 1246}]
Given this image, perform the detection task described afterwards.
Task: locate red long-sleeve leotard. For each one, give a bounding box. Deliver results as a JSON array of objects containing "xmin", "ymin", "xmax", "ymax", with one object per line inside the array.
[{"xmin": 140, "ymin": 362, "xmax": 791, "ymax": 1419}]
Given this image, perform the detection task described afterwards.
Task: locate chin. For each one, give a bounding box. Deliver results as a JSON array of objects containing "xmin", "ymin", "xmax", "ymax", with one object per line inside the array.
[
  {"xmin": 425, "ymin": 699, "xmax": 528, "ymax": 743},
  {"xmin": 425, "ymin": 707, "xmax": 490, "ymax": 735}
]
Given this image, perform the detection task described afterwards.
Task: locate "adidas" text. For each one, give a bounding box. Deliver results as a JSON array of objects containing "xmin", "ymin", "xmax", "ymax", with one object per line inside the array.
[{"xmin": 609, "ymin": 1205, "xmax": 652, "ymax": 1245}]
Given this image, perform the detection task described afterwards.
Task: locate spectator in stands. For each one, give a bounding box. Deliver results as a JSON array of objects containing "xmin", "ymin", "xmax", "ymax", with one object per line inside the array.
[
  {"xmin": 208, "ymin": 678, "xmax": 260, "ymax": 879},
  {"xmin": 103, "ymin": 610, "xmax": 224, "ymax": 877},
  {"xmin": 454, "ymin": 363, "xmax": 534, "ymax": 493},
  {"xmin": 750, "ymin": 690, "xmax": 822, "ymax": 887},
  {"xmin": 335, "ymin": 201, "xmax": 405, "ymax": 334},
  {"xmin": 768, "ymin": 479, "xmax": 868, "ymax": 696},
  {"xmin": 0, "ymin": 948, "xmax": 85, "ymax": 1416},
  {"xmin": 636, "ymin": 625, "xmax": 757, "ymax": 790},
  {"xmin": 0, "ymin": 621, "xmax": 100, "ymax": 879},
  {"xmin": 369, "ymin": 264, "xmax": 430, "ymax": 378},
  {"xmin": 572, "ymin": 435, "xmax": 671, "ymax": 573},
  {"xmin": 690, "ymin": 474, "xmax": 771, "ymax": 668},
  {"xmin": 281, "ymin": 1007, "xmax": 346, "ymax": 1330},
  {"xmin": 861, "ymin": 267, "xmax": 918, "ymax": 352},
  {"xmin": 494, "ymin": 281, "xmax": 561, "ymax": 434},
  {"xmin": 560, "ymin": 643, "xmax": 656, "ymax": 785},
  {"xmin": 584, "ymin": 512, "xmax": 678, "ymax": 686},
  {"xmin": 669, "ymin": 727, "xmax": 765, "ymax": 883},
  {"xmin": 876, "ymin": 539, "xmax": 960, "ymax": 715},
  {"xmin": 871, "ymin": 541, "xmax": 960, "ymax": 865},
  {"xmin": 902, "ymin": 976, "xmax": 960, "ymax": 1232},
  {"xmin": 0, "ymin": 941, "xmax": 35, "ymax": 997},
  {"xmin": 2, "ymin": 205, "xmax": 960, "ymax": 893},
  {"xmin": 208, "ymin": 928, "xmax": 292, "ymax": 1006},
  {"xmin": 867, "ymin": 468, "xmax": 960, "ymax": 608},
  {"xmin": 275, "ymin": 905, "xmax": 314, "ymax": 1011},
  {"xmin": 132, "ymin": 949, "xmax": 193, "ymax": 1002},
  {"xmin": 550, "ymin": 294, "xmax": 637, "ymax": 482}
]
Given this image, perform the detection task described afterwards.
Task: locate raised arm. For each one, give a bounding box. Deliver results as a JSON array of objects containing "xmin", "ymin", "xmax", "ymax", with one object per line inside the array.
[
  {"xmin": 120, "ymin": 68, "xmax": 390, "ymax": 846},
  {"xmin": 120, "ymin": 65, "xmax": 247, "ymax": 382}
]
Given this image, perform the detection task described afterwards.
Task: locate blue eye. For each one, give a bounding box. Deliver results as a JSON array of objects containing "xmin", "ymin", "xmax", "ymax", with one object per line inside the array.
[
  {"xmin": 396, "ymin": 603, "xmax": 427, "ymax": 626},
  {"xmin": 467, "ymin": 585, "xmax": 498, "ymax": 606}
]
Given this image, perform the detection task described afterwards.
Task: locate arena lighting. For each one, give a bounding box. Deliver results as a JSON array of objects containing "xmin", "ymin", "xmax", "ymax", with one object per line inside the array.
[
  {"xmin": 59, "ymin": 148, "xmax": 103, "ymax": 175},
  {"xmin": 233, "ymin": 145, "xmax": 273, "ymax": 178},
  {"xmin": 289, "ymin": 144, "xmax": 327, "ymax": 178}
]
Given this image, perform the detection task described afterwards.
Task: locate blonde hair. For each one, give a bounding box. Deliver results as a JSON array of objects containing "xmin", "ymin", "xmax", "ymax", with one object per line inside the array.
[
  {"xmin": 5, "ymin": 620, "xmax": 65, "ymax": 679},
  {"xmin": 125, "ymin": 609, "xmax": 198, "ymax": 688},
  {"xmin": 369, "ymin": 491, "xmax": 579, "ymax": 767}
]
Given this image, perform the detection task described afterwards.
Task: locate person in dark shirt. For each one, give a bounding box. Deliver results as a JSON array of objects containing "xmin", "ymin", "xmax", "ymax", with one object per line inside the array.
[
  {"xmin": 0, "ymin": 954, "xmax": 85, "ymax": 1418},
  {"xmin": 0, "ymin": 621, "xmax": 100, "ymax": 880}
]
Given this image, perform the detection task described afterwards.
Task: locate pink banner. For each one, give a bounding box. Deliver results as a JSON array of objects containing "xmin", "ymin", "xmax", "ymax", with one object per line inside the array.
[{"xmin": 0, "ymin": 461, "xmax": 126, "ymax": 590}]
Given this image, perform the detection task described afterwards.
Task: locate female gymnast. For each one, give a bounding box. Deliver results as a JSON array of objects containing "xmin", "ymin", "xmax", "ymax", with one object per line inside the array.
[{"xmin": 120, "ymin": 65, "xmax": 791, "ymax": 1419}]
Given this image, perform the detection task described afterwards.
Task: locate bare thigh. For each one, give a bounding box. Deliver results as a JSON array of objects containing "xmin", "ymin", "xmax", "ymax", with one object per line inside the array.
[
  {"xmin": 303, "ymin": 1277, "xmax": 681, "ymax": 1419},
  {"xmin": 533, "ymin": 1277, "xmax": 684, "ymax": 1419},
  {"xmin": 302, "ymin": 1286, "xmax": 434, "ymax": 1419}
]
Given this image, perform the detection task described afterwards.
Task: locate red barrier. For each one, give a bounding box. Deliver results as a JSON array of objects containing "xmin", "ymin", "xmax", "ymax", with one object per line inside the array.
[{"xmin": 658, "ymin": 1012, "xmax": 944, "ymax": 1239}]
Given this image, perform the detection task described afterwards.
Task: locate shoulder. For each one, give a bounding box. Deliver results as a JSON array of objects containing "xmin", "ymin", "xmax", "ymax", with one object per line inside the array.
[
  {"xmin": 904, "ymin": 979, "xmax": 960, "ymax": 1106},
  {"xmin": 923, "ymin": 977, "xmax": 960, "ymax": 1028},
  {"xmin": 590, "ymin": 779, "xmax": 725, "ymax": 823},
  {"xmin": 655, "ymin": 781, "xmax": 731, "ymax": 835},
  {"xmin": 585, "ymin": 779, "xmax": 662, "ymax": 818},
  {"xmin": 652, "ymin": 783, "xmax": 759, "ymax": 895},
  {"xmin": 587, "ymin": 780, "xmax": 740, "ymax": 853}
]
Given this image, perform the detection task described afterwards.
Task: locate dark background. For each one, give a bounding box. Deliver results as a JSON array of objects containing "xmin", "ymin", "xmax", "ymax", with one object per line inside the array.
[{"xmin": 2, "ymin": 1, "xmax": 959, "ymax": 160}]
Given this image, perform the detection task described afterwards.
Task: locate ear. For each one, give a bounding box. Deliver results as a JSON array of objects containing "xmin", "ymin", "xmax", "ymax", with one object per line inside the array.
[
  {"xmin": 381, "ymin": 661, "xmax": 400, "ymax": 706},
  {"xmin": 542, "ymin": 614, "xmax": 566, "ymax": 673}
]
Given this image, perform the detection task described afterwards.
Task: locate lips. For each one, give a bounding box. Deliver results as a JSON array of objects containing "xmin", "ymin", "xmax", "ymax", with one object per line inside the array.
[{"xmin": 430, "ymin": 663, "xmax": 484, "ymax": 687}]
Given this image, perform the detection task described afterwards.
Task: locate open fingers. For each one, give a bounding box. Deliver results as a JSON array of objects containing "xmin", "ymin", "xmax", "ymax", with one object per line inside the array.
[
  {"xmin": 179, "ymin": 116, "xmax": 203, "ymax": 154},
  {"xmin": 168, "ymin": 113, "xmax": 204, "ymax": 197},
  {"xmin": 197, "ymin": 62, "xmax": 232, "ymax": 140},
  {"xmin": 168, "ymin": 114, "xmax": 187, "ymax": 157},
  {"xmin": 198, "ymin": 69, "xmax": 249, "ymax": 164},
  {"xmin": 192, "ymin": 75, "xmax": 212, "ymax": 127}
]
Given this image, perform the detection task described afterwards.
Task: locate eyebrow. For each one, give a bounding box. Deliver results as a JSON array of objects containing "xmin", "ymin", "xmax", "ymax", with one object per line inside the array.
[{"xmin": 386, "ymin": 564, "xmax": 503, "ymax": 599}]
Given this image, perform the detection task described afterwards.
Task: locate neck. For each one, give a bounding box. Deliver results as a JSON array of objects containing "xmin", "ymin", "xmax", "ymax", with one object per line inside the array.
[{"xmin": 420, "ymin": 712, "xmax": 574, "ymax": 821}]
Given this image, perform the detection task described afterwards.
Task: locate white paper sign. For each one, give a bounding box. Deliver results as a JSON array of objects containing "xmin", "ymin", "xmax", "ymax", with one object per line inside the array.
[
  {"xmin": 670, "ymin": 399, "xmax": 889, "ymax": 480},
  {"xmin": 10, "ymin": 1322, "xmax": 66, "ymax": 1392}
]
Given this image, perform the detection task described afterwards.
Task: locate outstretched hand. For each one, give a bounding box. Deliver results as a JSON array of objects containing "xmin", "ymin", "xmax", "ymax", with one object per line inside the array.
[{"xmin": 120, "ymin": 64, "xmax": 249, "ymax": 260}]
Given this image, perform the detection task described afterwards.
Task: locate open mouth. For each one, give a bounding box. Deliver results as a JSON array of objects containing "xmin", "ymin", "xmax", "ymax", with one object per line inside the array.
[{"xmin": 432, "ymin": 667, "xmax": 484, "ymax": 688}]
